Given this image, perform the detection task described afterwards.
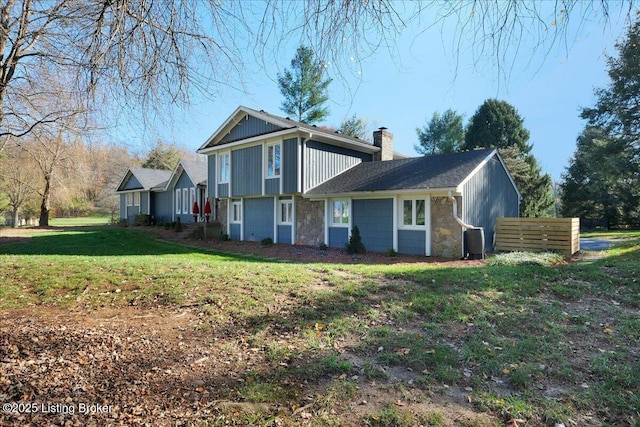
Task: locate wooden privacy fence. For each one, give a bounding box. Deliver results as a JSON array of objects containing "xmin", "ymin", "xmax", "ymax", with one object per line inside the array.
[{"xmin": 495, "ymin": 217, "xmax": 580, "ymax": 256}]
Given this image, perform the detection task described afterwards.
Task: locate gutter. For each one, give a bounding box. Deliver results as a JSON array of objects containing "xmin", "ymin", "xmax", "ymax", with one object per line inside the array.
[{"xmin": 447, "ymin": 191, "xmax": 476, "ymax": 230}]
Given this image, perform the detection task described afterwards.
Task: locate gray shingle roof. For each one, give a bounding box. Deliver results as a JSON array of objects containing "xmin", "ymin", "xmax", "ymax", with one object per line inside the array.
[
  {"xmin": 125, "ymin": 168, "xmax": 172, "ymax": 191},
  {"xmin": 180, "ymin": 159, "xmax": 208, "ymax": 186},
  {"xmin": 305, "ymin": 148, "xmax": 496, "ymax": 195}
]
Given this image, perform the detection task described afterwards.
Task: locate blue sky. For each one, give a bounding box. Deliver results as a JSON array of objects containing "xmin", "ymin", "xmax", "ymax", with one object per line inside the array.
[{"xmin": 117, "ymin": 4, "xmax": 631, "ymax": 182}]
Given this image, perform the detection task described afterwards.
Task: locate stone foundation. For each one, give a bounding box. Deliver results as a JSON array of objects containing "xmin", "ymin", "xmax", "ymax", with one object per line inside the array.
[
  {"xmin": 215, "ymin": 198, "xmax": 228, "ymax": 235},
  {"xmin": 431, "ymin": 196, "xmax": 462, "ymax": 258},
  {"xmin": 295, "ymin": 196, "xmax": 325, "ymax": 246}
]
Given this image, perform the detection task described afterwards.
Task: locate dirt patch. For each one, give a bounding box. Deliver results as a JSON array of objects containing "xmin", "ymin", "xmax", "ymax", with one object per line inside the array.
[{"xmin": 0, "ymin": 307, "xmax": 501, "ymax": 426}]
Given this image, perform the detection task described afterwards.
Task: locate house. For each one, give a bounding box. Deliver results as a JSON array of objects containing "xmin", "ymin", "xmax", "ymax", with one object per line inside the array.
[
  {"xmin": 194, "ymin": 106, "xmax": 520, "ymax": 257},
  {"xmin": 115, "ymin": 159, "xmax": 207, "ymax": 225}
]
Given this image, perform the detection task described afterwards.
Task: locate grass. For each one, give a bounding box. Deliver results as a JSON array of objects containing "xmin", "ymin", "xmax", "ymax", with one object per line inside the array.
[
  {"xmin": 48, "ymin": 215, "xmax": 112, "ymax": 227},
  {"xmin": 1, "ymin": 227, "xmax": 639, "ymax": 426}
]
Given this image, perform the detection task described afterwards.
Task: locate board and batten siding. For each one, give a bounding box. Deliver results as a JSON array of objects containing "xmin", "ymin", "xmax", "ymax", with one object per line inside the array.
[
  {"xmin": 352, "ymin": 199, "xmax": 394, "ymax": 253},
  {"xmin": 220, "ymin": 114, "xmax": 282, "ymax": 144},
  {"xmin": 277, "ymin": 225, "xmax": 292, "ymax": 244},
  {"xmin": 207, "ymin": 154, "xmax": 216, "ymax": 199},
  {"xmin": 121, "ymin": 175, "xmax": 142, "ymax": 191},
  {"xmin": 328, "ymin": 227, "xmax": 349, "ymax": 249},
  {"xmin": 304, "ymin": 140, "xmax": 372, "ymax": 191},
  {"xmin": 140, "ymin": 192, "xmax": 150, "ymax": 215},
  {"xmin": 265, "ymin": 178, "xmax": 280, "ymax": 195},
  {"xmin": 462, "ymin": 154, "xmax": 519, "ymax": 250},
  {"xmin": 231, "ymin": 145, "xmax": 262, "ymax": 196},
  {"xmin": 152, "ymin": 190, "xmax": 173, "ymax": 224},
  {"xmin": 244, "ymin": 197, "xmax": 274, "ymax": 241},
  {"xmin": 282, "ymin": 138, "xmax": 298, "ymax": 194}
]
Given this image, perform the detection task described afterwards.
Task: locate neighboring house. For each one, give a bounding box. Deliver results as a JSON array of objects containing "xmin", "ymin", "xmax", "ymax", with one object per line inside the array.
[
  {"xmin": 116, "ymin": 159, "xmax": 207, "ymax": 225},
  {"xmin": 194, "ymin": 106, "xmax": 520, "ymax": 257}
]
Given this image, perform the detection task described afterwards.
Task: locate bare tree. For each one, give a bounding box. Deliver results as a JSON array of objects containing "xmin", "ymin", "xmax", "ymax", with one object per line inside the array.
[
  {"xmin": 0, "ymin": 141, "xmax": 36, "ymax": 227},
  {"xmin": 0, "ymin": 0, "xmax": 634, "ymax": 149}
]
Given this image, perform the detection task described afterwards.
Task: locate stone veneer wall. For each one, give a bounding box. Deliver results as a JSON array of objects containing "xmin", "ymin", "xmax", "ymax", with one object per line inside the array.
[
  {"xmin": 430, "ymin": 196, "xmax": 463, "ymax": 258},
  {"xmin": 215, "ymin": 198, "xmax": 228, "ymax": 234},
  {"xmin": 295, "ymin": 196, "xmax": 325, "ymax": 246}
]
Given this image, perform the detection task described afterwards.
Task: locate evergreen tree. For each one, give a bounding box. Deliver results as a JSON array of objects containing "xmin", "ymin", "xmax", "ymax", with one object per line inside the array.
[
  {"xmin": 278, "ymin": 46, "xmax": 332, "ymax": 124},
  {"xmin": 464, "ymin": 99, "xmax": 553, "ymax": 217},
  {"xmin": 339, "ymin": 114, "xmax": 370, "ymax": 141},
  {"xmin": 575, "ymin": 18, "xmax": 640, "ymax": 226},
  {"xmin": 142, "ymin": 141, "xmax": 180, "ymax": 170},
  {"xmin": 415, "ymin": 110, "xmax": 465, "ymax": 155}
]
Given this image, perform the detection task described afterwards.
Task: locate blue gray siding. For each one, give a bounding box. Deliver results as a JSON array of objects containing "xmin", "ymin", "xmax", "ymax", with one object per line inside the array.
[
  {"xmin": 265, "ymin": 178, "xmax": 279, "ymax": 195},
  {"xmin": 220, "ymin": 115, "xmax": 283, "ymax": 144},
  {"xmin": 175, "ymin": 171, "xmax": 196, "ymax": 223},
  {"xmin": 328, "ymin": 227, "xmax": 349, "ymax": 249},
  {"xmin": 152, "ymin": 191, "xmax": 173, "ymax": 224},
  {"xmin": 398, "ymin": 230, "xmax": 426, "ymax": 255},
  {"xmin": 283, "ymin": 138, "xmax": 298, "ymax": 193},
  {"xmin": 231, "ymin": 146, "xmax": 262, "ymax": 196},
  {"xmin": 304, "ymin": 140, "xmax": 372, "ymax": 191},
  {"xmin": 230, "ymin": 223, "xmax": 241, "ymax": 240},
  {"xmin": 208, "ymin": 155, "xmax": 216, "ymax": 199},
  {"xmin": 462, "ymin": 154, "xmax": 519, "ymax": 250},
  {"xmin": 140, "ymin": 192, "xmax": 150, "ymax": 215},
  {"xmin": 218, "ymin": 183, "xmax": 229, "ymax": 198},
  {"xmin": 352, "ymin": 199, "xmax": 393, "ymax": 253},
  {"xmin": 119, "ymin": 194, "xmax": 126, "ymax": 219},
  {"xmin": 277, "ymin": 225, "xmax": 292, "ymax": 244},
  {"xmin": 122, "ymin": 175, "xmax": 142, "ymax": 190},
  {"xmin": 244, "ymin": 197, "xmax": 274, "ymax": 241}
]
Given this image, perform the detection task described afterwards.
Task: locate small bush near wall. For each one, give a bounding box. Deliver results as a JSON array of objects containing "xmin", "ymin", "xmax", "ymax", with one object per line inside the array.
[{"xmin": 346, "ymin": 226, "xmax": 366, "ymax": 254}]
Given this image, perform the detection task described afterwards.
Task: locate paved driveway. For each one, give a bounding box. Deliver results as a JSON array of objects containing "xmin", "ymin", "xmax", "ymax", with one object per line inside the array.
[{"xmin": 580, "ymin": 238, "xmax": 614, "ymax": 251}]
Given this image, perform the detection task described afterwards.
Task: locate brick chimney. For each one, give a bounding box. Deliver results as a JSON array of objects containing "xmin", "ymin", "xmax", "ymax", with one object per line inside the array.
[{"xmin": 373, "ymin": 127, "xmax": 393, "ymax": 161}]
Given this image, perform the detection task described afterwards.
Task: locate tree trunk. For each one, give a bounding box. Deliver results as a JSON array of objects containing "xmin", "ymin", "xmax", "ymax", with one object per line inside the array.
[
  {"xmin": 12, "ymin": 207, "xmax": 19, "ymax": 228},
  {"xmin": 39, "ymin": 176, "xmax": 51, "ymax": 227}
]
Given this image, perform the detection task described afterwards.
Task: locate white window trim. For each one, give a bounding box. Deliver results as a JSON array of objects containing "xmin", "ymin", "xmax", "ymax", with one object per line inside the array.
[
  {"xmin": 278, "ymin": 199, "xmax": 293, "ymax": 225},
  {"xmin": 399, "ymin": 198, "xmax": 428, "ymax": 230},
  {"xmin": 190, "ymin": 187, "xmax": 196, "ymax": 213},
  {"xmin": 175, "ymin": 189, "xmax": 181, "ymax": 214},
  {"xmin": 265, "ymin": 142, "xmax": 282, "ymax": 178},
  {"xmin": 182, "ymin": 188, "xmax": 189, "ymax": 214},
  {"xmin": 230, "ymin": 199, "xmax": 242, "ymax": 224},
  {"xmin": 330, "ymin": 198, "xmax": 351, "ymax": 228},
  {"xmin": 219, "ymin": 151, "xmax": 230, "ymax": 184}
]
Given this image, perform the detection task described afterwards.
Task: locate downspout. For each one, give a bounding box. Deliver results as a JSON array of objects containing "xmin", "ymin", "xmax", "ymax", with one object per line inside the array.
[
  {"xmin": 447, "ymin": 191, "xmax": 475, "ymax": 230},
  {"xmin": 448, "ymin": 191, "xmax": 484, "ymax": 259}
]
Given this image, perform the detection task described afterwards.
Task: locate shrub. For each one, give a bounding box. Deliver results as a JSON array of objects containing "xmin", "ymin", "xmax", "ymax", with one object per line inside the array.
[
  {"xmin": 386, "ymin": 248, "xmax": 398, "ymax": 257},
  {"xmin": 260, "ymin": 237, "xmax": 274, "ymax": 246},
  {"xmin": 218, "ymin": 233, "xmax": 230, "ymax": 242},
  {"xmin": 345, "ymin": 226, "xmax": 366, "ymax": 254},
  {"xmin": 318, "ymin": 241, "xmax": 328, "ymax": 251},
  {"xmin": 174, "ymin": 217, "xmax": 183, "ymax": 232}
]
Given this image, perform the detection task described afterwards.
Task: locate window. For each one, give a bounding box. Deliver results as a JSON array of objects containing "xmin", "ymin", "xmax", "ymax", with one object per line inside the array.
[
  {"xmin": 175, "ymin": 189, "xmax": 181, "ymax": 214},
  {"xmin": 219, "ymin": 152, "xmax": 230, "ymax": 183},
  {"xmin": 133, "ymin": 192, "xmax": 140, "ymax": 206},
  {"xmin": 267, "ymin": 143, "xmax": 281, "ymax": 177},
  {"xmin": 182, "ymin": 188, "xmax": 188, "ymax": 214},
  {"xmin": 279, "ymin": 199, "xmax": 293, "ymax": 224},
  {"xmin": 190, "ymin": 188, "xmax": 196, "ymax": 212},
  {"xmin": 401, "ymin": 199, "xmax": 426, "ymax": 227},
  {"xmin": 230, "ymin": 199, "xmax": 242, "ymax": 223},
  {"xmin": 331, "ymin": 200, "xmax": 350, "ymax": 226},
  {"xmin": 127, "ymin": 193, "xmax": 133, "ymax": 206}
]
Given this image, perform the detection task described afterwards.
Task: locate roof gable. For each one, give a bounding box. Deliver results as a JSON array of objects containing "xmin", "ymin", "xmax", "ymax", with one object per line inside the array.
[
  {"xmin": 115, "ymin": 167, "xmax": 172, "ymax": 192},
  {"xmin": 305, "ymin": 148, "xmax": 500, "ymax": 196},
  {"xmin": 197, "ymin": 106, "xmax": 378, "ymax": 154},
  {"xmin": 165, "ymin": 159, "xmax": 208, "ymax": 190}
]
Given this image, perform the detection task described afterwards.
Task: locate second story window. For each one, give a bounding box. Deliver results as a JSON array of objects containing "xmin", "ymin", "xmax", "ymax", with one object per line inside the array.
[
  {"xmin": 219, "ymin": 152, "xmax": 230, "ymax": 183},
  {"xmin": 267, "ymin": 143, "xmax": 281, "ymax": 177}
]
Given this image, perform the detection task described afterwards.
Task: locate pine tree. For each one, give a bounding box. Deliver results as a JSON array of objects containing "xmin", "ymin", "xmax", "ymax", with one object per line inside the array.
[
  {"xmin": 277, "ymin": 46, "xmax": 332, "ymax": 124},
  {"xmin": 464, "ymin": 99, "xmax": 552, "ymax": 217},
  {"xmin": 574, "ymin": 18, "xmax": 640, "ymax": 226},
  {"xmin": 415, "ymin": 109, "xmax": 465, "ymax": 155}
]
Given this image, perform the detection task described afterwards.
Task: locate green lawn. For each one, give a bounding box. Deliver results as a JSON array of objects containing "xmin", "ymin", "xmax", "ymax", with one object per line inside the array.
[
  {"xmin": 1, "ymin": 228, "xmax": 638, "ymax": 426},
  {"xmin": 48, "ymin": 215, "xmax": 112, "ymax": 227}
]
